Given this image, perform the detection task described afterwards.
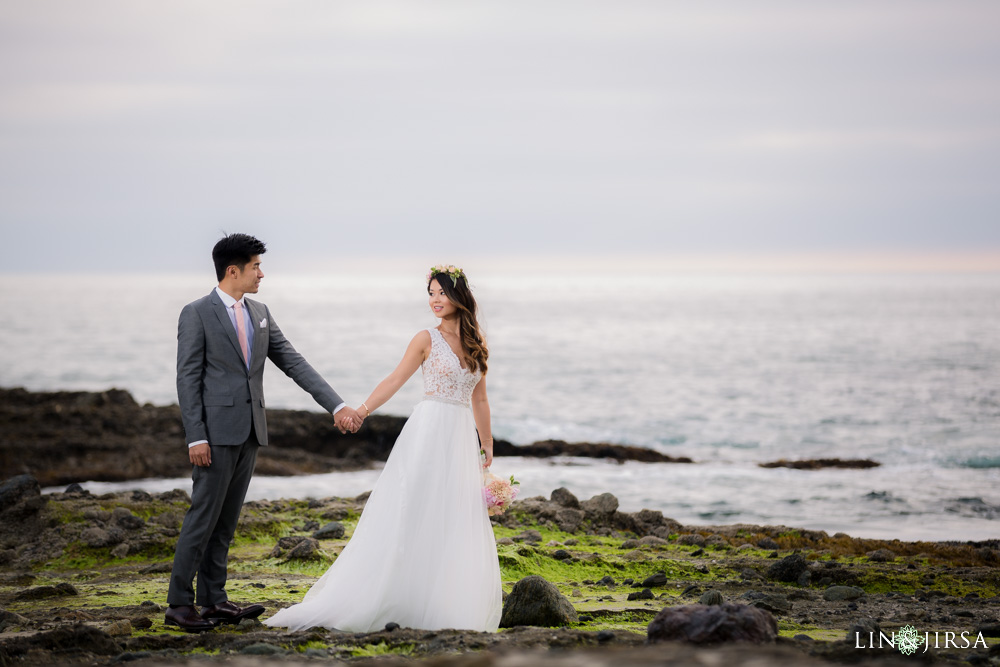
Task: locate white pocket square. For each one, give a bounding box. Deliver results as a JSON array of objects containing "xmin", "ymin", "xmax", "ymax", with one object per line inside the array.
[{"xmin": 259, "ymin": 318, "xmax": 267, "ymax": 328}]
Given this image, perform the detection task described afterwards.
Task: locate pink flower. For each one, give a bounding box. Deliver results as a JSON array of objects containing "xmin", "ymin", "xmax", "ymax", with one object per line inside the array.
[{"xmin": 482, "ymin": 471, "xmax": 521, "ymax": 516}]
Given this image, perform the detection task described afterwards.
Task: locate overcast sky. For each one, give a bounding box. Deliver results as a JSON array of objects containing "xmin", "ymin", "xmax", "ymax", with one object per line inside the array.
[{"xmin": 2, "ymin": 1, "xmax": 999, "ymax": 273}]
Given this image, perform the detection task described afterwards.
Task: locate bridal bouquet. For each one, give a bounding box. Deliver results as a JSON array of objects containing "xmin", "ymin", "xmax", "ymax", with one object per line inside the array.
[
  {"xmin": 481, "ymin": 449, "xmax": 520, "ymax": 516},
  {"xmin": 482, "ymin": 471, "xmax": 520, "ymax": 516}
]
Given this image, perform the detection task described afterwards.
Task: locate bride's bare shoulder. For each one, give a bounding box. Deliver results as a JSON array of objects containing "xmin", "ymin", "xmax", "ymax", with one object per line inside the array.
[{"xmin": 409, "ymin": 329, "xmax": 432, "ymax": 349}]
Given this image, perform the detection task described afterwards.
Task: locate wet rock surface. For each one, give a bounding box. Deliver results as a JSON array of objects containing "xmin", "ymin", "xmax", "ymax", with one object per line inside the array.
[
  {"xmin": 647, "ymin": 602, "xmax": 779, "ymax": 644},
  {"xmin": 500, "ymin": 575, "xmax": 579, "ymax": 627}
]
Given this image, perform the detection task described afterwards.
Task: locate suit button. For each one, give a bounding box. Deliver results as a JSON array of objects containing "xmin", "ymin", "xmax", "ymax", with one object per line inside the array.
[{"xmin": 246, "ymin": 399, "xmax": 251, "ymax": 403}]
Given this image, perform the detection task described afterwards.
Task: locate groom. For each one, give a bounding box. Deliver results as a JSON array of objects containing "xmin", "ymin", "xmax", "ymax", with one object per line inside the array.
[{"xmin": 165, "ymin": 233, "xmax": 362, "ymax": 631}]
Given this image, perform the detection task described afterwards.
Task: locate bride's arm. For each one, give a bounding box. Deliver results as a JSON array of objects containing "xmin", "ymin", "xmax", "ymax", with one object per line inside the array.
[
  {"xmin": 471, "ymin": 377, "xmax": 493, "ymax": 467},
  {"xmin": 358, "ymin": 331, "xmax": 431, "ymax": 416}
]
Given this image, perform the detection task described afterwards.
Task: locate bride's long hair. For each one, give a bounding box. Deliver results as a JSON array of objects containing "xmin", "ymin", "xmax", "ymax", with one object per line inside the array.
[{"xmin": 429, "ymin": 271, "xmax": 488, "ymax": 375}]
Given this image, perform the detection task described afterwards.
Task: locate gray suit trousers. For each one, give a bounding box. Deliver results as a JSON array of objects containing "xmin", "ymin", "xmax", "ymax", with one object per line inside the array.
[{"xmin": 167, "ymin": 433, "xmax": 259, "ymax": 607}]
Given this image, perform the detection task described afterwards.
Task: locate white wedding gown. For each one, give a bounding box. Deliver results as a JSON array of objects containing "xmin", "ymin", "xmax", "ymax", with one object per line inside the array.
[{"xmin": 263, "ymin": 328, "xmax": 502, "ymax": 632}]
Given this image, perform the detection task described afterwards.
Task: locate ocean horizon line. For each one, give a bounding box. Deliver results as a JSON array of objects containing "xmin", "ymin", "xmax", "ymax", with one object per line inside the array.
[{"xmin": 4, "ymin": 250, "xmax": 1000, "ymax": 277}]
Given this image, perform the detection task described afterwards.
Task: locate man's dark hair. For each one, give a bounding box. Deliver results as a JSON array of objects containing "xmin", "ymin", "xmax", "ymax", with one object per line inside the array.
[{"xmin": 212, "ymin": 233, "xmax": 267, "ymax": 281}]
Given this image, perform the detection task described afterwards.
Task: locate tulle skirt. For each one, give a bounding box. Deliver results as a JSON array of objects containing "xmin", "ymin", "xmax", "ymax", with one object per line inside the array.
[{"xmin": 263, "ymin": 398, "xmax": 503, "ymax": 632}]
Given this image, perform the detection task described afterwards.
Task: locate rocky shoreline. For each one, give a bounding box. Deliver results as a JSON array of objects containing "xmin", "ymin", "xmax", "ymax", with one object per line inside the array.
[
  {"xmin": 0, "ymin": 388, "xmax": 694, "ymax": 487},
  {"xmin": 1, "ymin": 470, "xmax": 999, "ymax": 666},
  {"xmin": 1, "ymin": 387, "xmax": 885, "ymax": 489}
]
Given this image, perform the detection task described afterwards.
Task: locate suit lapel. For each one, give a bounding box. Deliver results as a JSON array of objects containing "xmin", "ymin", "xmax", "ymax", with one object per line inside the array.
[
  {"xmin": 246, "ymin": 299, "xmax": 268, "ymax": 375},
  {"xmin": 210, "ymin": 290, "xmax": 248, "ymax": 372}
]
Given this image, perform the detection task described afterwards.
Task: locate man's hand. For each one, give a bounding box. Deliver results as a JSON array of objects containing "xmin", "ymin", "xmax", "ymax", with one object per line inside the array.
[
  {"xmin": 189, "ymin": 442, "xmax": 212, "ymax": 467},
  {"xmin": 334, "ymin": 407, "xmax": 363, "ymax": 434}
]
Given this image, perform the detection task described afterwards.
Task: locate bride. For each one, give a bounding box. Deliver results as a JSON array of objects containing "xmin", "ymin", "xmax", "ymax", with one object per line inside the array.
[{"xmin": 263, "ymin": 265, "xmax": 503, "ymax": 632}]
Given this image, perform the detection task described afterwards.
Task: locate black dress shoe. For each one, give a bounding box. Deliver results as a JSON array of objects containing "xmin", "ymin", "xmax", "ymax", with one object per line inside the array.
[
  {"xmin": 165, "ymin": 605, "xmax": 217, "ymax": 632},
  {"xmin": 200, "ymin": 600, "xmax": 266, "ymax": 625}
]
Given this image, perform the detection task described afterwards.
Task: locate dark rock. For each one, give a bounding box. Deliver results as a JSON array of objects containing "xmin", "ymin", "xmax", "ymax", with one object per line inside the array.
[
  {"xmin": 758, "ymin": 458, "xmax": 880, "ymax": 470},
  {"xmin": 237, "ymin": 618, "xmax": 263, "ymax": 631},
  {"xmin": 81, "ymin": 526, "xmax": 126, "ymax": 548},
  {"xmin": 793, "ymin": 634, "xmax": 814, "ymax": 641},
  {"xmin": 0, "ymin": 623, "xmax": 120, "ymax": 658},
  {"xmin": 580, "ymin": 493, "xmax": 618, "ymax": 516},
  {"xmin": 974, "ymin": 623, "xmax": 1000, "ymax": 637},
  {"xmin": 0, "ymin": 609, "xmax": 30, "ymax": 630},
  {"xmin": 64, "ymin": 483, "xmax": 85, "ymax": 494},
  {"xmin": 627, "ymin": 588, "xmax": 654, "ymax": 601},
  {"xmin": 597, "ymin": 576, "xmax": 615, "ymax": 586},
  {"xmin": 699, "ymin": 590, "xmax": 724, "ymax": 606},
  {"xmin": 749, "ymin": 595, "xmax": 791, "ymax": 616},
  {"xmin": 847, "ymin": 617, "xmax": 881, "ymax": 642},
  {"xmin": 757, "ymin": 538, "xmax": 780, "ymax": 550},
  {"xmin": 552, "ymin": 549, "xmax": 572, "ymax": 561},
  {"xmin": 823, "ymin": 586, "xmax": 864, "ymax": 601},
  {"xmin": 866, "ymin": 549, "xmax": 896, "ymax": 563},
  {"xmin": 83, "ymin": 508, "xmax": 112, "ymax": 523},
  {"xmin": 240, "ymin": 643, "xmax": 289, "ymax": 655},
  {"xmin": 313, "ymin": 521, "xmax": 345, "ymax": 540},
  {"xmin": 495, "ymin": 439, "xmax": 692, "ymax": 465},
  {"xmin": 270, "ymin": 535, "xmax": 309, "ymax": 557},
  {"xmin": 0, "ymin": 475, "xmax": 40, "ymax": 511},
  {"xmin": 647, "ymin": 603, "xmax": 778, "ymax": 645},
  {"xmin": 286, "ymin": 538, "xmax": 320, "ymax": 560},
  {"xmin": 796, "ymin": 571, "xmax": 811, "ymax": 587},
  {"xmin": 112, "ymin": 508, "xmax": 146, "ymax": 530},
  {"xmin": 597, "ymin": 630, "xmax": 615, "ymax": 643},
  {"xmin": 13, "ymin": 582, "xmax": 78, "ymax": 601},
  {"xmin": 677, "ymin": 534, "xmax": 706, "ymax": 547},
  {"xmin": 620, "ymin": 539, "xmax": 639, "ymax": 549},
  {"xmin": 385, "ymin": 622, "xmax": 400, "ymax": 631},
  {"xmin": 766, "ymin": 554, "xmax": 808, "ymax": 583},
  {"xmin": 517, "ymin": 529, "xmax": 543, "ymax": 543},
  {"xmin": 554, "ymin": 507, "xmax": 585, "ymax": 533},
  {"xmin": 499, "ymin": 575, "xmax": 578, "ymax": 628},
  {"xmin": 638, "ymin": 535, "xmax": 668, "ymax": 546},
  {"xmin": 551, "ymin": 487, "xmax": 580, "ymax": 508},
  {"xmin": 641, "ymin": 572, "xmax": 668, "ymax": 588},
  {"xmin": 140, "ymin": 562, "xmax": 173, "ymax": 574}
]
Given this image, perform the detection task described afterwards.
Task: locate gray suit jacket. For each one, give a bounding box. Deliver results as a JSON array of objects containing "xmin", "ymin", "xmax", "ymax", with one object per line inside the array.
[{"xmin": 176, "ymin": 289, "xmax": 343, "ymax": 447}]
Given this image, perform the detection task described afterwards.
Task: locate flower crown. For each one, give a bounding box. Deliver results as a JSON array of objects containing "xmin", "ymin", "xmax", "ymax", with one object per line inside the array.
[{"xmin": 427, "ymin": 264, "xmax": 466, "ymax": 287}]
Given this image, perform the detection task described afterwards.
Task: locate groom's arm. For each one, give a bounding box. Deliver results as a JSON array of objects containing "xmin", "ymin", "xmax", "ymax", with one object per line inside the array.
[
  {"xmin": 264, "ymin": 307, "xmax": 346, "ymax": 415},
  {"xmin": 177, "ymin": 304, "xmax": 209, "ymax": 445}
]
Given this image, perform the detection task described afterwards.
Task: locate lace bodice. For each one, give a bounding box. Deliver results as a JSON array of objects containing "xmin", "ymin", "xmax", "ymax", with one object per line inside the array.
[{"xmin": 422, "ymin": 327, "xmax": 481, "ymax": 406}]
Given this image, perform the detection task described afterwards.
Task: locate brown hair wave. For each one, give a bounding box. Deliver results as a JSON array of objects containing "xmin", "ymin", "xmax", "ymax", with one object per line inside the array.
[{"xmin": 428, "ymin": 271, "xmax": 488, "ymax": 375}]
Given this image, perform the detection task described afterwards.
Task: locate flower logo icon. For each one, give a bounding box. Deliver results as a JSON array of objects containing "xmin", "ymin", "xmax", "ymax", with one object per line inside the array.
[{"xmin": 896, "ymin": 625, "xmax": 921, "ymax": 655}]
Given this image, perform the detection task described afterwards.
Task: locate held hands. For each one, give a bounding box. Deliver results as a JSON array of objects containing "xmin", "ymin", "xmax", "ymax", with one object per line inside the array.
[
  {"xmin": 334, "ymin": 407, "xmax": 364, "ymax": 434},
  {"xmin": 189, "ymin": 443, "xmax": 212, "ymax": 467}
]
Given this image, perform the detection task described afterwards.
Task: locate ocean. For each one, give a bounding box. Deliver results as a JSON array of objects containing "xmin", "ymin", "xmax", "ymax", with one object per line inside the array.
[{"xmin": 3, "ymin": 270, "xmax": 999, "ymax": 541}]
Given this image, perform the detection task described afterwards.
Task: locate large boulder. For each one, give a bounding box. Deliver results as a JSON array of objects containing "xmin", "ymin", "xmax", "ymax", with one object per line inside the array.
[
  {"xmin": 550, "ymin": 487, "xmax": 580, "ymax": 508},
  {"xmin": 0, "ymin": 475, "xmax": 39, "ymax": 511},
  {"xmin": 647, "ymin": 603, "xmax": 778, "ymax": 645},
  {"xmin": 499, "ymin": 575, "xmax": 578, "ymax": 628},
  {"xmin": 313, "ymin": 521, "xmax": 345, "ymax": 540},
  {"xmin": 766, "ymin": 554, "xmax": 808, "ymax": 583},
  {"xmin": 580, "ymin": 493, "xmax": 619, "ymax": 517}
]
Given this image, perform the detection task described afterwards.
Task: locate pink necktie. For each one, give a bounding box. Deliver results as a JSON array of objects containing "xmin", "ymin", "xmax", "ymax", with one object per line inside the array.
[{"xmin": 233, "ymin": 301, "xmax": 250, "ymax": 368}]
